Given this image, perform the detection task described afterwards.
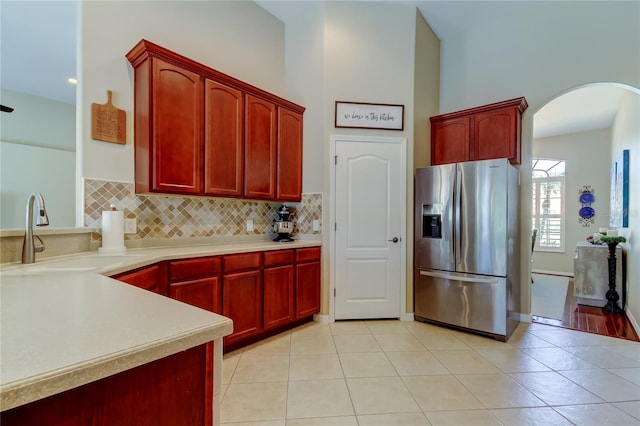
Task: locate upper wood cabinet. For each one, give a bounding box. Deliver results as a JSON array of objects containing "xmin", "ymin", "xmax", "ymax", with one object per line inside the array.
[
  {"xmin": 126, "ymin": 39, "xmax": 305, "ymax": 201},
  {"xmin": 277, "ymin": 108, "xmax": 303, "ymax": 201},
  {"xmin": 430, "ymin": 97, "xmax": 527, "ymax": 165},
  {"xmin": 204, "ymin": 80, "xmax": 244, "ymax": 198},
  {"xmin": 244, "ymin": 95, "xmax": 277, "ymax": 200}
]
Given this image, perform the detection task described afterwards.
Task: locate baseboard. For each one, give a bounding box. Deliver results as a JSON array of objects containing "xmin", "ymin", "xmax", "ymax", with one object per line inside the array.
[
  {"xmin": 400, "ymin": 313, "xmax": 414, "ymax": 322},
  {"xmin": 313, "ymin": 314, "xmax": 333, "ymax": 324},
  {"xmin": 532, "ymin": 269, "xmax": 574, "ymax": 278},
  {"xmin": 625, "ymin": 307, "xmax": 640, "ymax": 337},
  {"xmin": 516, "ymin": 312, "xmax": 533, "ymax": 323}
]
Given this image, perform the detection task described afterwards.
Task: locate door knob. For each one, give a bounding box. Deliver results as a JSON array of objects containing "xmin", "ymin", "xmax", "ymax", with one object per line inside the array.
[{"xmin": 388, "ymin": 237, "xmax": 400, "ymax": 243}]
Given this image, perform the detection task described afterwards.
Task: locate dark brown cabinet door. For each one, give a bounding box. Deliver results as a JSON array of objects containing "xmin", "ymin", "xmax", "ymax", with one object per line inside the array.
[
  {"xmin": 264, "ymin": 264, "xmax": 295, "ymax": 330},
  {"xmin": 431, "ymin": 116, "xmax": 471, "ymax": 165},
  {"xmin": 151, "ymin": 58, "xmax": 203, "ymax": 194},
  {"xmin": 222, "ymin": 269, "xmax": 263, "ymax": 346},
  {"xmin": 473, "ymin": 106, "xmax": 519, "ymax": 164},
  {"xmin": 113, "ymin": 263, "xmax": 168, "ymax": 295},
  {"xmin": 204, "ymin": 79, "xmax": 244, "ymax": 197},
  {"xmin": 169, "ymin": 277, "xmax": 221, "ymax": 314},
  {"xmin": 168, "ymin": 256, "xmax": 222, "ymax": 314},
  {"xmin": 276, "ymin": 108, "xmax": 303, "ymax": 201},
  {"xmin": 244, "ymin": 94, "xmax": 276, "ymax": 199},
  {"xmin": 295, "ymin": 248, "xmax": 321, "ymax": 319}
]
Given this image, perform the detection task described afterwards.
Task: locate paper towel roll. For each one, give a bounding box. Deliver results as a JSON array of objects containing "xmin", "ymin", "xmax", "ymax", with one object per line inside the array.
[{"xmin": 99, "ymin": 210, "xmax": 126, "ymax": 254}]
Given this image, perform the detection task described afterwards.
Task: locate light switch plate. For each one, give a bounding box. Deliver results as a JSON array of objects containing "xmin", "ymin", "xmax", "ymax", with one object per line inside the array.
[
  {"xmin": 246, "ymin": 219, "xmax": 254, "ymax": 232},
  {"xmin": 312, "ymin": 220, "xmax": 320, "ymax": 231},
  {"xmin": 124, "ymin": 218, "xmax": 137, "ymax": 234}
]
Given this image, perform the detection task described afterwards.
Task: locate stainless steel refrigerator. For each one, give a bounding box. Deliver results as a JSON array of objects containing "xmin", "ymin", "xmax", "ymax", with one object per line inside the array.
[{"xmin": 414, "ymin": 158, "xmax": 520, "ymax": 341}]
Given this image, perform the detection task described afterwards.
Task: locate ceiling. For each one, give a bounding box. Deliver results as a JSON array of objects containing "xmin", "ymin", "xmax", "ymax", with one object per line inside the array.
[{"xmin": 0, "ymin": 0, "xmax": 630, "ymax": 139}]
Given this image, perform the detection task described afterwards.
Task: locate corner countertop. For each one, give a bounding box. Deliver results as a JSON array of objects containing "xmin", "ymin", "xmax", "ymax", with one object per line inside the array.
[{"xmin": 0, "ymin": 239, "xmax": 321, "ymax": 411}]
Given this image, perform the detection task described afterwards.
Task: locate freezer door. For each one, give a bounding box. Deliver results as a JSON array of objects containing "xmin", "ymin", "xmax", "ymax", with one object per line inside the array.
[
  {"xmin": 414, "ymin": 164, "xmax": 456, "ymax": 271},
  {"xmin": 457, "ymin": 159, "xmax": 509, "ymax": 276},
  {"xmin": 415, "ymin": 269, "xmax": 506, "ymax": 336}
]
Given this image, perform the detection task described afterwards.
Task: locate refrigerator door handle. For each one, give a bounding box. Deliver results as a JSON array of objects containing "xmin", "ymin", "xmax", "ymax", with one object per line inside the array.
[
  {"xmin": 419, "ymin": 270, "xmax": 499, "ymax": 284},
  {"xmin": 454, "ymin": 167, "xmax": 462, "ymax": 264}
]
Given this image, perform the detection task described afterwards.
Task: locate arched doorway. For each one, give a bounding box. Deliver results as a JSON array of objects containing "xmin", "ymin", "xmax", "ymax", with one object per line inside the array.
[{"xmin": 530, "ymin": 83, "xmax": 639, "ymax": 340}]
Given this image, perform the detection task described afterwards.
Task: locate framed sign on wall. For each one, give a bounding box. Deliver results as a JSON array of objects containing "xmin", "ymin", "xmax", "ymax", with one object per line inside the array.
[
  {"xmin": 335, "ymin": 101, "xmax": 404, "ymax": 131},
  {"xmin": 610, "ymin": 149, "xmax": 629, "ymax": 228}
]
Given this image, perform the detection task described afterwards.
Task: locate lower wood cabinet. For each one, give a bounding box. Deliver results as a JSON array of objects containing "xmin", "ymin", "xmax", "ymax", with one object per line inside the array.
[
  {"xmin": 169, "ymin": 256, "xmax": 222, "ymax": 314},
  {"xmin": 112, "ymin": 263, "xmax": 168, "ymax": 295},
  {"xmin": 263, "ymin": 250, "xmax": 295, "ymax": 330},
  {"xmin": 222, "ymin": 252, "xmax": 263, "ymax": 347},
  {"xmin": 112, "ymin": 247, "xmax": 321, "ymax": 352},
  {"xmin": 295, "ymin": 247, "xmax": 321, "ymax": 318},
  {"xmin": 1, "ymin": 344, "xmax": 212, "ymax": 426}
]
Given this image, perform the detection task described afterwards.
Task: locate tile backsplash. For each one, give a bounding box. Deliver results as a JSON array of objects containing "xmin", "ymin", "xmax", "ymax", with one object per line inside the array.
[{"xmin": 84, "ymin": 179, "xmax": 322, "ymax": 244}]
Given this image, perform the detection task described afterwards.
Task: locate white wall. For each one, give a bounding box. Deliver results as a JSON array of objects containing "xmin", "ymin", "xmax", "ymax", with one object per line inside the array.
[
  {"xmin": 80, "ymin": 1, "xmax": 286, "ymax": 184},
  {"xmin": 439, "ymin": 0, "xmax": 640, "ymax": 316},
  {"xmin": 0, "ymin": 89, "xmax": 75, "ymax": 228},
  {"xmin": 532, "ymin": 128, "xmax": 612, "ymax": 274},
  {"xmin": 611, "ymin": 91, "xmax": 640, "ymax": 329}
]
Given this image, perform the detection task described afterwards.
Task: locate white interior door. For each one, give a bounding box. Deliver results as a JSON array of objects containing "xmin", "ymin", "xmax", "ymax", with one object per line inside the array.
[{"xmin": 332, "ymin": 135, "xmax": 405, "ymax": 320}]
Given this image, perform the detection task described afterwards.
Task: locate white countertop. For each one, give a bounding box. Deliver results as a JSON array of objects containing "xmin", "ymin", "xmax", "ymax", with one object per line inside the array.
[{"xmin": 0, "ymin": 239, "xmax": 320, "ymax": 411}]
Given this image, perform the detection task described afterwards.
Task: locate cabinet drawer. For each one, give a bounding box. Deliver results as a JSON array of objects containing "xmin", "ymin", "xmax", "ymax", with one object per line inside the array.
[
  {"xmin": 263, "ymin": 250, "xmax": 294, "ymax": 267},
  {"xmin": 169, "ymin": 256, "xmax": 221, "ymax": 282},
  {"xmin": 296, "ymin": 247, "xmax": 320, "ymax": 263},
  {"xmin": 113, "ymin": 263, "xmax": 167, "ymax": 295},
  {"xmin": 223, "ymin": 252, "xmax": 262, "ymax": 273}
]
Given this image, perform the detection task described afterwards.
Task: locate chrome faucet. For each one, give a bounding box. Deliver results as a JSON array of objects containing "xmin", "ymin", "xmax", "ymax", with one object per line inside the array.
[{"xmin": 22, "ymin": 192, "xmax": 50, "ymax": 264}]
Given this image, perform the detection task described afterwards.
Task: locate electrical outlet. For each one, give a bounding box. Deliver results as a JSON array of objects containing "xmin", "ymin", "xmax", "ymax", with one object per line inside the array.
[
  {"xmin": 246, "ymin": 219, "xmax": 254, "ymax": 232},
  {"xmin": 124, "ymin": 218, "xmax": 137, "ymax": 234},
  {"xmin": 312, "ymin": 220, "xmax": 320, "ymax": 231}
]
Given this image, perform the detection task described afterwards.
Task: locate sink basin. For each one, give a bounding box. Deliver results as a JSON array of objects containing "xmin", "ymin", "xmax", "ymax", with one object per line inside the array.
[{"xmin": 0, "ymin": 254, "xmax": 147, "ymax": 276}]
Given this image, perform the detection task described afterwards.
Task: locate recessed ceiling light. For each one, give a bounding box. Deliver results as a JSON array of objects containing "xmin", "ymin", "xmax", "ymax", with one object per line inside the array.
[{"xmin": 68, "ymin": 78, "xmax": 77, "ymax": 84}]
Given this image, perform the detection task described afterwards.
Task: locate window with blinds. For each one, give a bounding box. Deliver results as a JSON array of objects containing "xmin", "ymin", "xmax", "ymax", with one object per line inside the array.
[{"xmin": 532, "ymin": 159, "xmax": 565, "ymax": 252}]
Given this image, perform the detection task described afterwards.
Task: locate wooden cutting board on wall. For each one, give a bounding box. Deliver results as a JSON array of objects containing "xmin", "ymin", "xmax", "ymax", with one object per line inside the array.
[{"xmin": 92, "ymin": 90, "xmax": 126, "ymax": 144}]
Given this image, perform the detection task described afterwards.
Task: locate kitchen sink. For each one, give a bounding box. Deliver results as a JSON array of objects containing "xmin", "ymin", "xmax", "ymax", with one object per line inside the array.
[{"xmin": 1, "ymin": 254, "xmax": 147, "ymax": 276}]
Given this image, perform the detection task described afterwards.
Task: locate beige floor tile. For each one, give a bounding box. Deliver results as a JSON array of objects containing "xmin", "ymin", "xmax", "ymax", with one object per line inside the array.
[
  {"xmin": 374, "ymin": 333, "xmax": 427, "ymax": 352},
  {"xmin": 365, "ymin": 320, "xmax": 411, "ymax": 335},
  {"xmin": 559, "ymin": 369, "xmax": 640, "ymax": 402},
  {"xmin": 507, "ymin": 327, "xmax": 557, "ymax": 348},
  {"xmin": 403, "ymin": 320, "xmax": 447, "ymax": 334},
  {"xmin": 414, "ymin": 332, "xmax": 470, "ymax": 350},
  {"xmin": 386, "ymin": 351, "xmax": 449, "ymax": 376},
  {"xmin": 289, "ymin": 354, "xmax": 344, "ymax": 381},
  {"xmin": 291, "ymin": 322, "xmax": 332, "ymax": 338},
  {"xmin": 242, "ymin": 333, "xmax": 292, "ymax": 358},
  {"xmin": 346, "ymin": 376, "xmax": 420, "ymax": 415},
  {"xmin": 222, "ymin": 421, "xmax": 285, "ymax": 426},
  {"xmin": 510, "ymin": 371, "xmax": 604, "ymax": 406},
  {"xmin": 287, "ymin": 379, "xmax": 354, "ymax": 419},
  {"xmin": 221, "ymin": 382, "xmax": 288, "ymax": 423},
  {"xmin": 333, "ymin": 334, "xmax": 382, "ymax": 353},
  {"xmin": 286, "ymin": 416, "xmax": 358, "ymax": 426},
  {"xmin": 553, "ymin": 403, "xmax": 640, "ymax": 425},
  {"xmin": 330, "ymin": 321, "xmax": 370, "ymax": 335},
  {"xmin": 402, "ymin": 375, "xmax": 484, "ymax": 411},
  {"xmin": 490, "ymin": 407, "xmax": 573, "ymax": 425},
  {"xmin": 612, "ymin": 401, "xmax": 640, "ymax": 420},
  {"xmin": 357, "ymin": 412, "xmax": 430, "ymax": 425},
  {"xmin": 455, "ymin": 332, "xmax": 512, "ymax": 349},
  {"xmin": 231, "ymin": 355, "xmax": 290, "ymax": 383},
  {"xmin": 521, "ymin": 347, "xmax": 598, "ymax": 371},
  {"xmin": 424, "ymin": 409, "xmax": 502, "ymax": 426},
  {"xmin": 476, "ymin": 348, "xmax": 551, "ymax": 373},
  {"xmin": 531, "ymin": 328, "xmax": 617, "ymax": 347},
  {"xmin": 431, "ymin": 349, "xmax": 500, "ymax": 374},
  {"xmin": 608, "ymin": 367, "xmax": 640, "ymax": 386},
  {"xmin": 290, "ymin": 334, "xmax": 336, "ymax": 354},
  {"xmin": 339, "ymin": 352, "xmax": 397, "ymax": 378},
  {"xmin": 222, "ymin": 355, "xmax": 240, "ymax": 384},
  {"xmin": 563, "ymin": 345, "xmax": 640, "ymax": 369},
  {"xmin": 456, "ymin": 373, "xmax": 546, "ymax": 409}
]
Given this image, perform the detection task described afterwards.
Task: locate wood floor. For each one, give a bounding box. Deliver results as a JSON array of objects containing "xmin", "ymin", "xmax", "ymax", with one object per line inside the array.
[{"xmin": 532, "ymin": 281, "xmax": 640, "ymax": 342}]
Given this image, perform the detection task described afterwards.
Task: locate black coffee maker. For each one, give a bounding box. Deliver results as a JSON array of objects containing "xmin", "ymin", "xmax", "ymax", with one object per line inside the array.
[{"xmin": 273, "ymin": 205, "xmax": 295, "ymax": 242}]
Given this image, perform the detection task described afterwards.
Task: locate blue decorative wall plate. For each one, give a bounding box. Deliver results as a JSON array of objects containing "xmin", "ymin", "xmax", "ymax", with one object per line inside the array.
[
  {"xmin": 579, "ymin": 192, "xmax": 595, "ymax": 204},
  {"xmin": 579, "ymin": 206, "xmax": 595, "ymax": 219}
]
